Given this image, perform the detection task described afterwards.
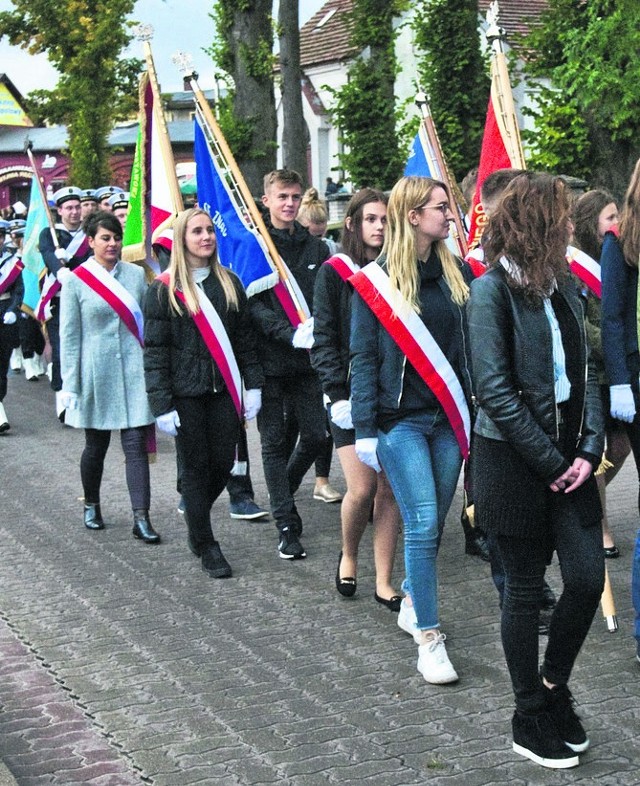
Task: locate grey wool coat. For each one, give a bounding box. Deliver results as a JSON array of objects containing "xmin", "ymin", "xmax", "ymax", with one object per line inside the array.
[{"xmin": 60, "ymin": 260, "xmax": 154, "ymax": 430}]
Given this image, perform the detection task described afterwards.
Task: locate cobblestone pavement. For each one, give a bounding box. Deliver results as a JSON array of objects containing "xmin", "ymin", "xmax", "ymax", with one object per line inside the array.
[{"xmin": 1, "ymin": 372, "xmax": 638, "ymax": 786}]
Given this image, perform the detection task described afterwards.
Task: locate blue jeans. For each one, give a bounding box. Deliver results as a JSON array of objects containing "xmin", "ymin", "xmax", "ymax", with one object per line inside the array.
[{"xmin": 377, "ymin": 409, "xmax": 463, "ymax": 630}]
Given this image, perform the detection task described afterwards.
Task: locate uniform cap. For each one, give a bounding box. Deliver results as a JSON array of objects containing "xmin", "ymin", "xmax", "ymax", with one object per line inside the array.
[
  {"xmin": 8, "ymin": 219, "xmax": 26, "ymax": 236},
  {"xmin": 94, "ymin": 185, "xmax": 119, "ymax": 201},
  {"xmin": 80, "ymin": 189, "xmax": 97, "ymax": 203},
  {"xmin": 107, "ymin": 192, "xmax": 130, "ymax": 211},
  {"xmin": 52, "ymin": 186, "xmax": 83, "ymax": 206}
]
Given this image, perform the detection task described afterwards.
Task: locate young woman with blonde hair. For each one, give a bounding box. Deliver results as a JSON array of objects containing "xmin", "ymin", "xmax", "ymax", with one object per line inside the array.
[
  {"xmin": 144, "ymin": 208, "xmax": 264, "ymax": 578},
  {"xmin": 350, "ymin": 176, "xmax": 473, "ymax": 684}
]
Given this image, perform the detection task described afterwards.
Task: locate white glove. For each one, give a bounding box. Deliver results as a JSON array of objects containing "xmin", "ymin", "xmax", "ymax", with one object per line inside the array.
[
  {"xmin": 292, "ymin": 317, "xmax": 315, "ymax": 349},
  {"xmin": 244, "ymin": 388, "xmax": 262, "ymax": 420},
  {"xmin": 610, "ymin": 384, "xmax": 636, "ymax": 423},
  {"xmin": 2, "ymin": 312, "xmax": 17, "ymax": 325},
  {"xmin": 54, "ymin": 247, "xmax": 71, "ymax": 262},
  {"xmin": 59, "ymin": 391, "xmax": 78, "ymax": 411},
  {"xmin": 56, "ymin": 267, "xmax": 72, "ymax": 284},
  {"xmin": 330, "ymin": 399, "xmax": 353, "ymax": 430},
  {"xmin": 156, "ymin": 409, "xmax": 181, "ymax": 436},
  {"xmin": 355, "ymin": 437, "xmax": 381, "ymax": 473}
]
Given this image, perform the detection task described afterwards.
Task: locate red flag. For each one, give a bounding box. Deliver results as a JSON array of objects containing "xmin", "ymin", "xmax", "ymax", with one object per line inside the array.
[{"xmin": 467, "ymin": 96, "xmax": 513, "ymax": 250}]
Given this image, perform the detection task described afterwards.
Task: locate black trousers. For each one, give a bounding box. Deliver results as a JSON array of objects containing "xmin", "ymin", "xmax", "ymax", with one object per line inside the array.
[
  {"xmin": 175, "ymin": 392, "xmax": 239, "ymax": 550},
  {"xmin": 494, "ymin": 498, "xmax": 604, "ymax": 713},
  {"xmin": 19, "ymin": 314, "xmax": 45, "ymax": 358},
  {"xmin": 81, "ymin": 427, "xmax": 151, "ymax": 510},
  {"xmin": 47, "ymin": 298, "xmax": 62, "ymax": 391},
  {"xmin": 257, "ymin": 374, "xmax": 326, "ymax": 530}
]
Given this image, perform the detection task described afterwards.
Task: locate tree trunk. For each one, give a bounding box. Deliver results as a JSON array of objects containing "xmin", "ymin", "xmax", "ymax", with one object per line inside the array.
[
  {"xmin": 278, "ymin": 0, "xmax": 308, "ymax": 182},
  {"xmin": 224, "ymin": 0, "xmax": 277, "ymax": 196}
]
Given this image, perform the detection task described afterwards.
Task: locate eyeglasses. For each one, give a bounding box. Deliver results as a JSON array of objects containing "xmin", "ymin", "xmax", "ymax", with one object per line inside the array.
[{"xmin": 419, "ymin": 202, "xmax": 451, "ymax": 215}]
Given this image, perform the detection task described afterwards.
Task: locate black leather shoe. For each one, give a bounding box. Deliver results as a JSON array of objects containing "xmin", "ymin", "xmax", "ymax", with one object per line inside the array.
[
  {"xmin": 604, "ymin": 545, "xmax": 620, "ymax": 559},
  {"xmin": 374, "ymin": 592, "xmax": 402, "ymax": 612},
  {"xmin": 201, "ymin": 542, "xmax": 232, "ymax": 578},
  {"xmin": 132, "ymin": 510, "xmax": 161, "ymax": 544},
  {"xmin": 84, "ymin": 503, "xmax": 105, "ymax": 530},
  {"xmin": 335, "ymin": 551, "xmax": 357, "ymax": 597}
]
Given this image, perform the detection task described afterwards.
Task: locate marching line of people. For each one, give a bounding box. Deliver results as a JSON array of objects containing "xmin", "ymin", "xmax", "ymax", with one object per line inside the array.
[{"xmin": 2, "ymin": 165, "xmax": 640, "ymax": 774}]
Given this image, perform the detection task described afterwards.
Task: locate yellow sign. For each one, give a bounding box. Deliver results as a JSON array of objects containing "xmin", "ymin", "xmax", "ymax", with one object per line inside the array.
[{"xmin": 0, "ymin": 83, "xmax": 33, "ymax": 127}]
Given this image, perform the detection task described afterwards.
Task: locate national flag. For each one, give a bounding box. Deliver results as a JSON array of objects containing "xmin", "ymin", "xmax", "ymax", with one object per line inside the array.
[
  {"xmin": 194, "ymin": 111, "xmax": 278, "ymax": 296},
  {"xmin": 122, "ymin": 70, "xmax": 181, "ymax": 271},
  {"xmin": 404, "ymin": 125, "xmax": 433, "ymax": 178},
  {"xmin": 20, "ymin": 175, "xmax": 48, "ymax": 313},
  {"xmin": 467, "ymin": 96, "xmax": 513, "ymax": 250}
]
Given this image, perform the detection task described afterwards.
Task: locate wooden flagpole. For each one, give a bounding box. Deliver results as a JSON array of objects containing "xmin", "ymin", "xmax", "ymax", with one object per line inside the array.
[
  {"xmin": 485, "ymin": 1, "xmax": 526, "ymax": 169},
  {"xmin": 414, "ymin": 91, "xmax": 468, "ymax": 258},
  {"xmin": 601, "ymin": 567, "xmax": 618, "ymax": 633},
  {"xmin": 172, "ymin": 52, "xmax": 307, "ymax": 323},
  {"xmin": 24, "ymin": 141, "xmax": 59, "ymax": 249}
]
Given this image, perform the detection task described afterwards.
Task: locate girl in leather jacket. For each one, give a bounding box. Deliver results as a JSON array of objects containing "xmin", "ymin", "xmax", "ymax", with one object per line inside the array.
[{"xmin": 469, "ymin": 172, "xmax": 605, "ymax": 769}]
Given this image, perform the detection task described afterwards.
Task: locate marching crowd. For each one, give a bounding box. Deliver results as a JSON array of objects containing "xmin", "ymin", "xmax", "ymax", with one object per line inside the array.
[{"xmin": 1, "ymin": 164, "xmax": 640, "ymax": 772}]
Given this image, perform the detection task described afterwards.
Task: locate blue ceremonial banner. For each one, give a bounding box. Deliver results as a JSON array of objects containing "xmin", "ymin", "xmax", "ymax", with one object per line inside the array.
[
  {"xmin": 20, "ymin": 176, "xmax": 47, "ymax": 313},
  {"xmin": 194, "ymin": 114, "xmax": 277, "ymax": 296},
  {"xmin": 404, "ymin": 126, "xmax": 434, "ymax": 178}
]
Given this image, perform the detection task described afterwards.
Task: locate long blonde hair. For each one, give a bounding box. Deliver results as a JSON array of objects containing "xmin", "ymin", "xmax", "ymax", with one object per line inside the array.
[
  {"xmin": 167, "ymin": 208, "xmax": 239, "ymax": 315},
  {"xmin": 384, "ymin": 176, "xmax": 469, "ymax": 313}
]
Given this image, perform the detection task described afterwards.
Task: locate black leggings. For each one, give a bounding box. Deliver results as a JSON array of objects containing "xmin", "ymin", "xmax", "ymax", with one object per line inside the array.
[
  {"xmin": 494, "ymin": 501, "xmax": 603, "ymax": 713},
  {"xmin": 81, "ymin": 427, "xmax": 150, "ymax": 510}
]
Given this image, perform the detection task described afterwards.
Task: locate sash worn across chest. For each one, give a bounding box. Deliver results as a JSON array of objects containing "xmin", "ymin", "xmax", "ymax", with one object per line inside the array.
[
  {"xmin": 36, "ymin": 231, "xmax": 91, "ymax": 321},
  {"xmin": 326, "ymin": 253, "xmax": 359, "ymax": 282},
  {"xmin": 157, "ymin": 272, "xmax": 243, "ymax": 419},
  {"xmin": 73, "ymin": 259, "xmax": 145, "ymax": 347},
  {"xmin": 350, "ymin": 261, "xmax": 471, "ymax": 460},
  {"xmin": 56, "ymin": 226, "xmax": 90, "ymax": 263},
  {"xmin": 272, "ymin": 258, "xmax": 311, "ymax": 327},
  {"xmin": 566, "ymin": 245, "xmax": 601, "ymax": 299},
  {"xmin": 0, "ymin": 255, "xmax": 24, "ymax": 296}
]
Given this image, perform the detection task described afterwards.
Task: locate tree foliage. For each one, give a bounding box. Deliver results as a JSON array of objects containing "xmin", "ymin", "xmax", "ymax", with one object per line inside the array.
[
  {"xmin": 0, "ymin": 0, "xmax": 141, "ymax": 187},
  {"xmin": 208, "ymin": 0, "xmax": 277, "ymax": 195},
  {"xmin": 520, "ymin": 0, "xmax": 640, "ymax": 194},
  {"xmin": 412, "ymin": 0, "xmax": 489, "ymax": 182},
  {"xmin": 328, "ymin": 0, "xmax": 407, "ymax": 190}
]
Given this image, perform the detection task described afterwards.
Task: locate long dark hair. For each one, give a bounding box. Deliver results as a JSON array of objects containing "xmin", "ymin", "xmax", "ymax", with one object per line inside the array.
[
  {"xmin": 572, "ymin": 188, "xmax": 616, "ymax": 260},
  {"xmin": 484, "ymin": 172, "xmax": 571, "ymax": 301},
  {"xmin": 341, "ymin": 188, "xmax": 387, "ymax": 264}
]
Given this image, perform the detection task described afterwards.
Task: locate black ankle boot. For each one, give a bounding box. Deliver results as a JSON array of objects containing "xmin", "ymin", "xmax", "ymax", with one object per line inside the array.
[
  {"xmin": 84, "ymin": 503, "xmax": 105, "ymax": 530},
  {"xmin": 461, "ymin": 504, "xmax": 490, "ymax": 561},
  {"xmin": 132, "ymin": 509, "xmax": 161, "ymax": 544}
]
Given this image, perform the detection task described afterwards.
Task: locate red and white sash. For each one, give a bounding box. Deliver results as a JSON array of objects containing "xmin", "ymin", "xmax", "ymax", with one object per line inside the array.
[
  {"xmin": 273, "ymin": 258, "xmax": 311, "ymax": 327},
  {"xmin": 158, "ymin": 272, "xmax": 243, "ymax": 419},
  {"xmin": 350, "ymin": 262, "xmax": 471, "ymax": 459},
  {"xmin": 0, "ymin": 255, "xmax": 24, "ymax": 296},
  {"xmin": 326, "ymin": 253, "xmax": 359, "ymax": 282},
  {"xmin": 35, "ymin": 230, "xmax": 91, "ymax": 320},
  {"xmin": 566, "ymin": 245, "xmax": 601, "ymax": 299},
  {"xmin": 73, "ymin": 259, "xmax": 145, "ymax": 347},
  {"xmin": 36, "ymin": 272, "xmax": 59, "ymax": 321}
]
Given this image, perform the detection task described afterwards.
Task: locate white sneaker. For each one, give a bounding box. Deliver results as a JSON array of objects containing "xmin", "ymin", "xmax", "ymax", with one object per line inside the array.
[
  {"xmin": 397, "ymin": 598, "xmax": 421, "ymax": 643},
  {"xmin": 417, "ymin": 631, "xmax": 459, "ymax": 684}
]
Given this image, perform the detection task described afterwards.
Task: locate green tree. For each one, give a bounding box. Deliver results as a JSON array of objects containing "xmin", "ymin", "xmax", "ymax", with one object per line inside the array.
[
  {"xmin": 412, "ymin": 0, "xmax": 489, "ymax": 182},
  {"xmin": 0, "ymin": 0, "xmax": 141, "ymax": 187},
  {"xmin": 328, "ymin": 0, "xmax": 407, "ymax": 190},
  {"xmin": 521, "ymin": 0, "xmax": 640, "ymax": 194},
  {"xmin": 208, "ymin": 0, "xmax": 277, "ymax": 195}
]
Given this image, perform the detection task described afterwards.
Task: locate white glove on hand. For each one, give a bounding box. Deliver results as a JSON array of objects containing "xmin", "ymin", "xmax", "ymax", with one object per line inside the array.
[
  {"xmin": 2, "ymin": 311, "xmax": 17, "ymax": 325},
  {"xmin": 330, "ymin": 399, "xmax": 353, "ymax": 430},
  {"xmin": 56, "ymin": 267, "xmax": 72, "ymax": 284},
  {"xmin": 355, "ymin": 437, "xmax": 381, "ymax": 472},
  {"xmin": 610, "ymin": 384, "xmax": 636, "ymax": 423},
  {"xmin": 54, "ymin": 247, "xmax": 71, "ymax": 262},
  {"xmin": 244, "ymin": 388, "xmax": 262, "ymax": 420},
  {"xmin": 292, "ymin": 317, "xmax": 315, "ymax": 349},
  {"xmin": 156, "ymin": 409, "xmax": 181, "ymax": 436},
  {"xmin": 59, "ymin": 391, "xmax": 78, "ymax": 411}
]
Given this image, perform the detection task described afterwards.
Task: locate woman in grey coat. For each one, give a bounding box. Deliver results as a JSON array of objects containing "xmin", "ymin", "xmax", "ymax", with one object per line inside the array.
[{"xmin": 60, "ymin": 211, "xmax": 160, "ymax": 543}]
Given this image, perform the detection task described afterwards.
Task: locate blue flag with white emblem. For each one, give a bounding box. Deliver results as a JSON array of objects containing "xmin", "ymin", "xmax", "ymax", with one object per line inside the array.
[{"xmin": 194, "ymin": 113, "xmax": 277, "ymax": 296}]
